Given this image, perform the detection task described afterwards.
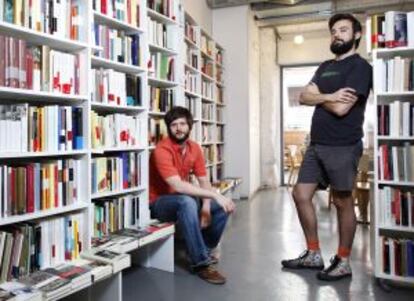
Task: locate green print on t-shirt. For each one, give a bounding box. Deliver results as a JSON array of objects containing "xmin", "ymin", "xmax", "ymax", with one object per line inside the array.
[{"xmin": 320, "ymin": 71, "xmax": 340, "ymax": 78}]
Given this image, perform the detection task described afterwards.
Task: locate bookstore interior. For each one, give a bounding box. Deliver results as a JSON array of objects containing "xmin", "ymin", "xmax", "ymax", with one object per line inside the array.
[{"xmin": 0, "ymin": 0, "xmax": 414, "ymax": 300}]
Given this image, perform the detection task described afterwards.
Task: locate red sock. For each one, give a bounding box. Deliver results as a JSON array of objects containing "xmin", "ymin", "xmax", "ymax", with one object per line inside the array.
[
  {"xmin": 307, "ymin": 240, "xmax": 320, "ymax": 251},
  {"xmin": 337, "ymin": 246, "xmax": 351, "ymax": 258}
]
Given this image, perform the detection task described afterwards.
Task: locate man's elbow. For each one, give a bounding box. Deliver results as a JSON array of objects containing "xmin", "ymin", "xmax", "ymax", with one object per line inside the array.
[
  {"xmin": 332, "ymin": 107, "xmax": 349, "ymax": 117},
  {"xmin": 299, "ymin": 92, "xmax": 306, "ymax": 105}
]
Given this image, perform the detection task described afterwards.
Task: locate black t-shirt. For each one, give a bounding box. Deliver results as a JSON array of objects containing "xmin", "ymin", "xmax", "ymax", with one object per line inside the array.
[{"xmin": 310, "ymin": 53, "xmax": 372, "ymax": 145}]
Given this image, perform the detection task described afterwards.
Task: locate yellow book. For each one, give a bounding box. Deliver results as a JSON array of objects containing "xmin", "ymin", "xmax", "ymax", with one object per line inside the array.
[
  {"xmin": 49, "ymin": 163, "xmax": 55, "ymax": 208},
  {"xmin": 73, "ymin": 219, "xmax": 79, "ymax": 259}
]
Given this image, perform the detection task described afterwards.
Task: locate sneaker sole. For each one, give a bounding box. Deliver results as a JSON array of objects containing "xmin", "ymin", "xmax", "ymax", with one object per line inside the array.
[
  {"xmin": 281, "ymin": 262, "xmax": 324, "ymax": 270},
  {"xmin": 316, "ymin": 272, "xmax": 352, "ymax": 281}
]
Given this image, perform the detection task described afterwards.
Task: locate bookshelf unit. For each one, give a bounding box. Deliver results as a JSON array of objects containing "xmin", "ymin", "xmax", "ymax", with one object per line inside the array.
[
  {"xmin": 182, "ymin": 12, "xmax": 227, "ymax": 184},
  {"xmin": 373, "ymin": 45, "xmax": 414, "ymax": 284}
]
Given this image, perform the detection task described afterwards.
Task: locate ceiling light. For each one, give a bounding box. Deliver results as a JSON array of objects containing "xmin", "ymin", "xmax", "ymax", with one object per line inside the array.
[{"xmin": 294, "ymin": 35, "xmax": 304, "ymax": 44}]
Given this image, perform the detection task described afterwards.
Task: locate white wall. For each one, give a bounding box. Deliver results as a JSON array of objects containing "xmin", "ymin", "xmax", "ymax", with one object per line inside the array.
[
  {"xmin": 213, "ymin": 5, "xmax": 261, "ymax": 198},
  {"xmin": 259, "ymin": 28, "xmax": 280, "ymax": 187},
  {"xmin": 182, "ymin": 0, "xmax": 212, "ymax": 35}
]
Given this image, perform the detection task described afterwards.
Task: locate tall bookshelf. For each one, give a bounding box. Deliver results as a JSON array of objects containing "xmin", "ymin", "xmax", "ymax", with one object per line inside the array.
[
  {"xmin": 372, "ymin": 44, "xmax": 414, "ymax": 284},
  {"xmin": 183, "ymin": 12, "xmax": 227, "ymax": 184}
]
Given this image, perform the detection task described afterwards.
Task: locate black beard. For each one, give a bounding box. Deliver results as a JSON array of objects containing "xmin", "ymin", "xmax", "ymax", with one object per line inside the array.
[
  {"xmin": 330, "ymin": 38, "xmax": 355, "ymax": 55},
  {"xmin": 168, "ymin": 130, "xmax": 190, "ymax": 144}
]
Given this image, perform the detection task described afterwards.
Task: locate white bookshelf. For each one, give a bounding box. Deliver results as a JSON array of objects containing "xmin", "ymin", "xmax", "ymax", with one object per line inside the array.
[{"xmin": 372, "ymin": 43, "xmax": 414, "ymax": 285}]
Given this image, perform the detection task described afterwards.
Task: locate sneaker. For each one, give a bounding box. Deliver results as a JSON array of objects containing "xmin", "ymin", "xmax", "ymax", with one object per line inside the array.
[
  {"xmin": 317, "ymin": 255, "xmax": 352, "ymax": 281},
  {"xmin": 196, "ymin": 266, "xmax": 226, "ymax": 285},
  {"xmin": 281, "ymin": 250, "xmax": 324, "ymax": 270}
]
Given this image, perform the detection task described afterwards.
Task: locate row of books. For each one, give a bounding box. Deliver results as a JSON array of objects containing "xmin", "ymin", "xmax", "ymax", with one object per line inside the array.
[
  {"xmin": 0, "ymin": 159, "xmax": 81, "ymax": 218},
  {"xmin": 217, "ymin": 126, "xmax": 224, "ymax": 142},
  {"xmin": 202, "ymin": 124, "xmax": 214, "ymax": 143},
  {"xmin": 379, "ymin": 186, "xmax": 414, "ymax": 227},
  {"xmin": 190, "ymin": 127, "xmax": 201, "ymax": 142},
  {"xmin": 0, "ymin": 104, "xmax": 83, "ymax": 153},
  {"xmin": 91, "ymin": 112, "xmax": 143, "ymax": 149},
  {"xmin": 149, "ymin": 87, "xmax": 175, "ymax": 113},
  {"xmin": 148, "ymin": 18, "xmax": 172, "ymax": 50},
  {"xmin": 148, "ymin": 52, "xmax": 175, "ymax": 81},
  {"xmin": 216, "ymin": 87, "xmax": 224, "ymax": 104},
  {"xmin": 375, "ymin": 57, "xmax": 414, "ymax": 92},
  {"xmin": 185, "ymin": 45, "xmax": 199, "ymax": 69},
  {"xmin": 216, "ymin": 49, "xmax": 223, "ymax": 66},
  {"xmin": 203, "ymin": 145, "xmax": 216, "ymax": 165},
  {"xmin": 377, "ymin": 102, "xmax": 414, "ymax": 137},
  {"xmin": 382, "ymin": 236, "xmax": 414, "ymax": 277},
  {"xmin": 148, "ymin": 117, "xmax": 167, "ymax": 146},
  {"xmin": 91, "ymin": 68, "xmax": 142, "ymax": 107},
  {"xmin": 0, "ymin": 213, "xmax": 85, "ymax": 283},
  {"xmin": 185, "ymin": 71, "xmax": 198, "ymax": 93},
  {"xmin": 201, "ymin": 57, "xmax": 214, "ymax": 78},
  {"xmin": 202, "ymin": 103, "xmax": 214, "ymax": 121},
  {"xmin": 93, "ymin": 25, "xmax": 142, "ymax": 66},
  {"xmin": 93, "ymin": 195, "xmax": 141, "ymax": 238},
  {"xmin": 378, "ymin": 143, "xmax": 414, "ymax": 182},
  {"xmin": 185, "ymin": 21, "xmax": 199, "ymax": 45},
  {"xmin": 216, "ymin": 107, "xmax": 224, "ymax": 123},
  {"xmin": 200, "ymin": 35, "xmax": 214, "ymax": 57},
  {"xmin": 93, "ymin": 0, "xmax": 141, "ymax": 28},
  {"xmin": 0, "ymin": 0, "xmax": 84, "ymax": 41},
  {"xmin": 367, "ymin": 11, "xmax": 414, "ymax": 50},
  {"xmin": 0, "ymin": 36, "xmax": 80, "ymax": 94},
  {"xmin": 216, "ymin": 66, "xmax": 223, "ymax": 83},
  {"xmin": 202, "ymin": 80, "xmax": 214, "ymax": 99},
  {"xmin": 147, "ymin": 0, "xmax": 178, "ymax": 20},
  {"xmin": 91, "ymin": 152, "xmax": 142, "ymax": 195},
  {"xmin": 185, "ymin": 95, "xmax": 199, "ymax": 119}
]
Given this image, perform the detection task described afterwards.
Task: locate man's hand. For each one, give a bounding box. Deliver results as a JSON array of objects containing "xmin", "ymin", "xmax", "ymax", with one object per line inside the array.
[
  {"xmin": 330, "ymin": 87, "xmax": 358, "ymax": 103},
  {"xmin": 215, "ymin": 194, "xmax": 235, "ymax": 213},
  {"xmin": 200, "ymin": 205, "xmax": 212, "ymax": 229}
]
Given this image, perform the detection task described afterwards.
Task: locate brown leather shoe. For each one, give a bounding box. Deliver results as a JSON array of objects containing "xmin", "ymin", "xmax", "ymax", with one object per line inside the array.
[{"xmin": 196, "ymin": 266, "xmax": 226, "ymax": 285}]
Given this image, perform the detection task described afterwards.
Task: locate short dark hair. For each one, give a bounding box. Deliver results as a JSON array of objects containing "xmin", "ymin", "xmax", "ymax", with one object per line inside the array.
[
  {"xmin": 164, "ymin": 106, "xmax": 193, "ymax": 129},
  {"xmin": 329, "ymin": 13, "xmax": 362, "ymax": 49}
]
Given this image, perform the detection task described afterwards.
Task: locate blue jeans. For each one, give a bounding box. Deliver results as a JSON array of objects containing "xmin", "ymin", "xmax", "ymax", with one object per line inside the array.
[{"xmin": 150, "ymin": 194, "xmax": 229, "ymax": 267}]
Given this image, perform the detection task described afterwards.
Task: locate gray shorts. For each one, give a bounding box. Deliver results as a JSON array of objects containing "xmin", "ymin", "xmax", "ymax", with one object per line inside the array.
[{"xmin": 297, "ymin": 141, "xmax": 363, "ymax": 191}]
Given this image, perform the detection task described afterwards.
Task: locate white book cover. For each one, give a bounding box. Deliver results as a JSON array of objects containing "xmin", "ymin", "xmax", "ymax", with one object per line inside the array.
[
  {"xmin": 0, "ymin": 167, "xmax": 2, "ymax": 217},
  {"xmin": 391, "ymin": 146, "xmax": 399, "ymax": 181},
  {"xmin": 407, "ymin": 191, "xmax": 413, "ymax": 227},
  {"xmin": 408, "ymin": 12, "xmax": 414, "ymax": 47},
  {"xmin": 402, "ymin": 101, "xmax": 410, "ymax": 137},
  {"xmin": 66, "ymin": 106, "xmax": 73, "ymax": 151}
]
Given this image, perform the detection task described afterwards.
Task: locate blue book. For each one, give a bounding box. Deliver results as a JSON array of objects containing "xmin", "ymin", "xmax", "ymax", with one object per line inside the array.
[{"xmin": 407, "ymin": 241, "xmax": 414, "ymax": 276}]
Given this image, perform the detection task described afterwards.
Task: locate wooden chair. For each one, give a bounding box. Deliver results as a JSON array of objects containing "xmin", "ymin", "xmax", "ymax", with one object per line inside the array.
[{"xmin": 285, "ymin": 145, "xmax": 303, "ymax": 187}]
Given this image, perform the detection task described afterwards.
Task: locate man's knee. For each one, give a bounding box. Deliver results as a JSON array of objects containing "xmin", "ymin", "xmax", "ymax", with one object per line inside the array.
[
  {"xmin": 177, "ymin": 195, "xmax": 198, "ymax": 215},
  {"xmin": 332, "ymin": 190, "xmax": 353, "ymax": 209},
  {"xmin": 292, "ymin": 186, "xmax": 311, "ymax": 206}
]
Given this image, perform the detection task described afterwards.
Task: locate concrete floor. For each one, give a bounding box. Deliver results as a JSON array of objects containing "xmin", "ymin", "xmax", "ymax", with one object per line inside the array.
[{"xmin": 123, "ymin": 188, "xmax": 414, "ymax": 301}]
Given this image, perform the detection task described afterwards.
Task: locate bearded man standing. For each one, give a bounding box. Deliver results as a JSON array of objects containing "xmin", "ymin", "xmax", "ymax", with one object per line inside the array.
[{"xmin": 281, "ymin": 14, "xmax": 372, "ymax": 281}]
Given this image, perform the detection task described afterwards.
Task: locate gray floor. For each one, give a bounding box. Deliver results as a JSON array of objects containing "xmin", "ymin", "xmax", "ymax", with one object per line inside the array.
[{"xmin": 123, "ymin": 188, "xmax": 414, "ymax": 301}]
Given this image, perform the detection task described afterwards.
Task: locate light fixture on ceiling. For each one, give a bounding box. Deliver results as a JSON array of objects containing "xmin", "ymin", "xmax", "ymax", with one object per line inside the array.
[{"xmin": 293, "ymin": 34, "xmax": 304, "ymax": 44}]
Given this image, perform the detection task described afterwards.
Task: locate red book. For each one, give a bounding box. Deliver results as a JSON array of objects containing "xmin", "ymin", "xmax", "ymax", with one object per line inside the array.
[
  {"xmin": 26, "ymin": 164, "xmax": 35, "ymax": 213},
  {"xmin": 26, "ymin": 47, "xmax": 34, "ymax": 89},
  {"xmin": 0, "ymin": 35, "xmax": 5, "ymax": 86},
  {"xmin": 10, "ymin": 37, "xmax": 19, "ymax": 88},
  {"xmin": 101, "ymin": 0, "xmax": 107, "ymax": 14},
  {"xmin": 18, "ymin": 39, "xmax": 27, "ymax": 89},
  {"xmin": 5, "ymin": 36, "xmax": 10, "ymax": 87}
]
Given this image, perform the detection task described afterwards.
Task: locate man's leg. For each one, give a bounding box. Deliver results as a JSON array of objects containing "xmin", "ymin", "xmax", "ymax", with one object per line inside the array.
[
  {"xmin": 333, "ymin": 190, "xmax": 357, "ymax": 259},
  {"xmin": 151, "ymin": 194, "xmax": 210, "ymax": 267},
  {"xmin": 292, "ymin": 183, "xmax": 320, "ymax": 250},
  {"xmin": 202, "ymin": 200, "xmax": 229, "ymax": 250}
]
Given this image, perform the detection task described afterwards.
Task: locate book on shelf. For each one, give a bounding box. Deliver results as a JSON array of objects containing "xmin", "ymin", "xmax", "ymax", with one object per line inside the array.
[
  {"xmin": 201, "ymin": 124, "xmax": 213, "ymax": 143},
  {"xmin": 93, "ymin": 0, "xmax": 141, "ymax": 28},
  {"xmin": 44, "ymin": 262, "xmax": 92, "ymax": 291},
  {"xmin": 185, "ymin": 21, "xmax": 199, "ymax": 45},
  {"xmin": 201, "ymin": 103, "xmax": 214, "ymax": 121},
  {"xmin": 201, "ymin": 80, "xmax": 214, "ymax": 99},
  {"xmin": 147, "ymin": 0, "xmax": 179, "ymax": 20},
  {"xmin": 201, "ymin": 57, "xmax": 213, "ymax": 78},
  {"xmin": 367, "ymin": 11, "xmax": 414, "ymax": 51},
  {"xmin": 216, "ymin": 87, "xmax": 224, "ymax": 105},
  {"xmin": 148, "ymin": 117, "xmax": 167, "ymax": 146},
  {"xmin": 0, "ymin": 0, "xmax": 85, "ymax": 41},
  {"xmin": 93, "ymin": 25, "xmax": 141, "ymax": 67},
  {"xmin": 216, "ymin": 127, "xmax": 224, "ymax": 143},
  {"xmin": 71, "ymin": 258, "xmax": 113, "ymax": 283},
  {"xmin": 200, "ymin": 35, "xmax": 214, "ymax": 56},
  {"xmin": 91, "ymin": 152, "xmax": 142, "ymax": 195},
  {"xmin": 148, "ymin": 18, "xmax": 177, "ymax": 50},
  {"xmin": 0, "ymin": 280, "xmax": 42, "ymax": 301},
  {"xmin": 148, "ymin": 52, "xmax": 174, "ymax": 81},
  {"xmin": 374, "ymin": 57, "xmax": 414, "ymax": 92},
  {"xmin": 93, "ymin": 195, "xmax": 141, "ymax": 238},
  {"xmin": 138, "ymin": 220, "xmax": 174, "ymax": 247},
  {"xmin": 0, "ymin": 35, "xmax": 81, "ymax": 94},
  {"xmin": 378, "ymin": 142, "xmax": 414, "ymax": 182},
  {"xmin": 92, "ymin": 68, "xmax": 142, "ymax": 107},
  {"xmin": 80, "ymin": 249, "xmax": 130, "ymax": 274},
  {"xmin": 18, "ymin": 270, "xmax": 71, "ymax": 301},
  {"xmin": 185, "ymin": 95, "xmax": 199, "ymax": 118},
  {"xmin": 149, "ymin": 87, "xmax": 175, "ymax": 113},
  {"xmin": 378, "ymin": 186, "xmax": 414, "ymax": 227},
  {"xmin": 185, "ymin": 44, "xmax": 199, "ymax": 69},
  {"xmin": 0, "ymin": 158, "xmax": 81, "ymax": 218},
  {"xmin": 0, "ymin": 104, "xmax": 84, "ymax": 153},
  {"xmin": 202, "ymin": 145, "xmax": 216, "ymax": 165},
  {"xmin": 382, "ymin": 236, "xmax": 414, "ymax": 277},
  {"xmin": 91, "ymin": 111, "xmax": 144, "ymax": 149},
  {"xmin": 216, "ymin": 48, "xmax": 223, "ymax": 65},
  {"xmin": 99, "ymin": 235, "xmax": 139, "ymax": 254},
  {"xmin": 377, "ymin": 101, "xmax": 414, "ymax": 136},
  {"xmin": 216, "ymin": 107, "xmax": 224, "ymax": 123},
  {"xmin": 185, "ymin": 71, "xmax": 198, "ymax": 93}
]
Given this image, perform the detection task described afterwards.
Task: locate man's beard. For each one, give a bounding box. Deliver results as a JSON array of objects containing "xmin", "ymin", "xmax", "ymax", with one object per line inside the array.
[
  {"xmin": 330, "ymin": 37, "xmax": 355, "ymax": 55},
  {"xmin": 168, "ymin": 129, "xmax": 190, "ymax": 144}
]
